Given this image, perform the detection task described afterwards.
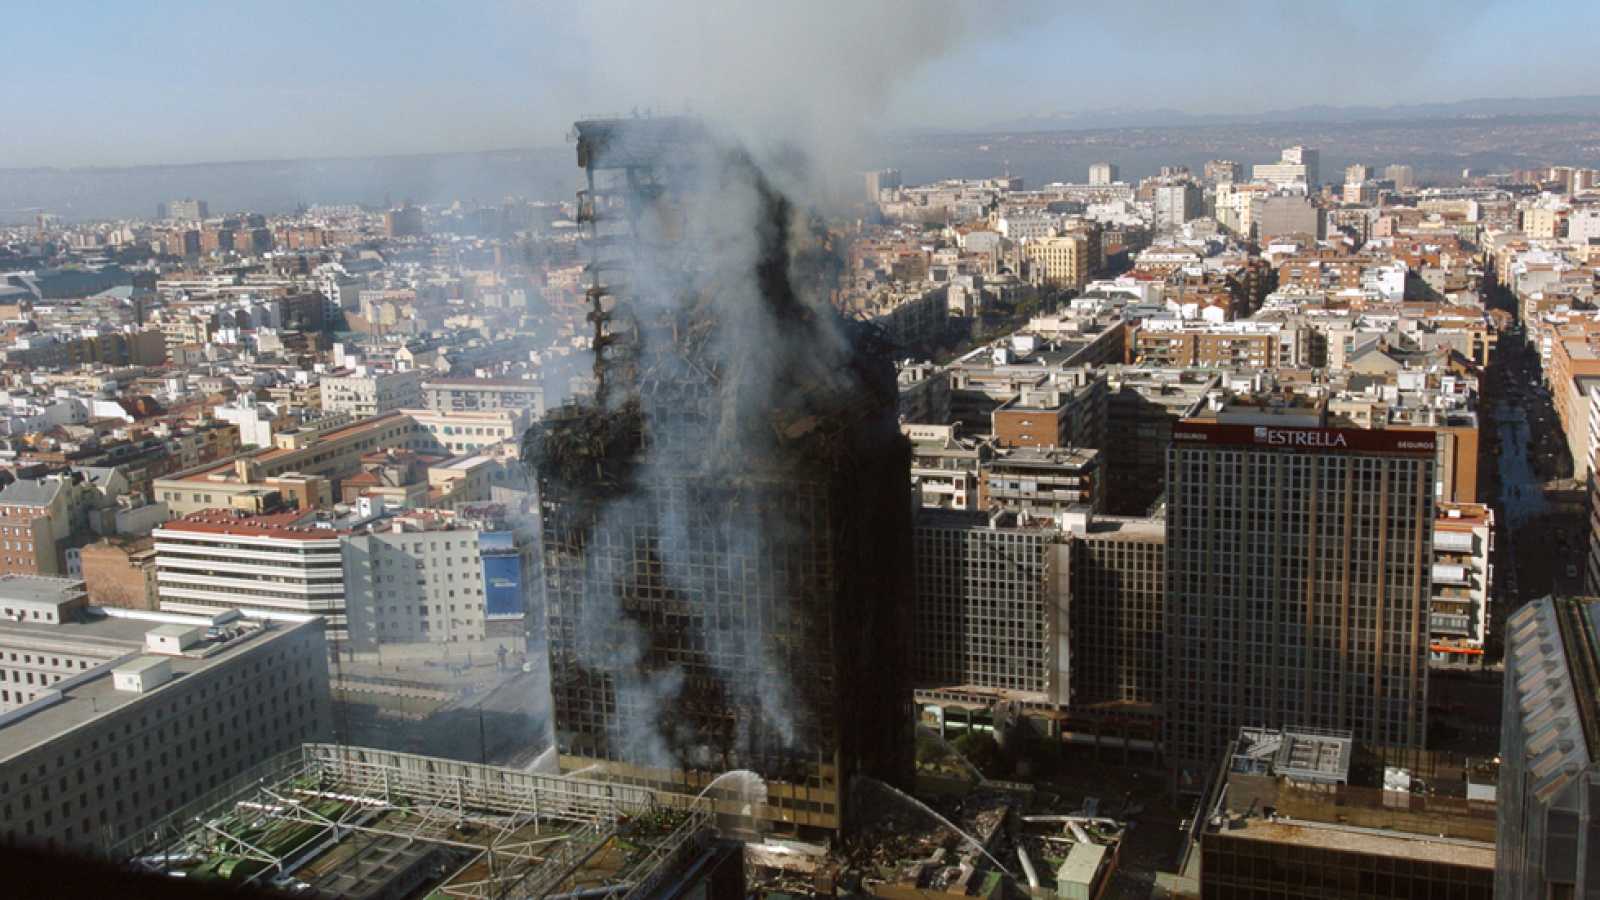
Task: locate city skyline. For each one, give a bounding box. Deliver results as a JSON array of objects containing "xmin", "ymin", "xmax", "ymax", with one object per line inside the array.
[{"xmin": 5, "ymin": 0, "xmax": 1600, "ymax": 890}]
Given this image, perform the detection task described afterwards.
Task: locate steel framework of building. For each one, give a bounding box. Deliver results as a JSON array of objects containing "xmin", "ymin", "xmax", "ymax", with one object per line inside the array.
[
  {"xmin": 117, "ymin": 743, "xmax": 715, "ymax": 899},
  {"xmin": 524, "ymin": 117, "xmax": 915, "ymax": 839}
]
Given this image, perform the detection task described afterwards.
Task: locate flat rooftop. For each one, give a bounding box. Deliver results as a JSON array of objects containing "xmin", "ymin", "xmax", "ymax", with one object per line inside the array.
[
  {"xmin": 400, "ymin": 407, "xmax": 519, "ymax": 422},
  {"xmin": 1231, "ymin": 727, "xmax": 1352, "ymax": 783},
  {"xmin": 437, "ymin": 454, "xmax": 495, "ymax": 471},
  {"xmin": 422, "ymin": 377, "xmax": 541, "ymax": 389},
  {"xmin": 171, "ymin": 411, "xmax": 412, "ymax": 482},
  {"xmin": 0, "ymin": 608, "xmax": 158, "ymax": 652},
  {"xmin": 991, "ymin": 446, "xmax": 1099, "ymax": 468},
  {"xmin": 1080, "ymin": 516, "xmax": 1165, "ymax": 539},
  {"xmin": 0, "ymin": 616, "xmax": 313, "ymax": 763},
  {"xmin": 1563, "ymin": 339, "xmax": 1600, "ymax": 361},
  {"xmin": 1437, "ymin": 503, "xmax": 1492, "ymax": 527},
  {"xmin": 156, "ymin": 509, "xmax": 348, "ymax": 541},
  {"xmin": 0, "ymin": 574, "xmax": 85, "ymax": 606},
  {"xmin": 1220, "ymin": 818, "xmax": 1494, "ymax": 870}
]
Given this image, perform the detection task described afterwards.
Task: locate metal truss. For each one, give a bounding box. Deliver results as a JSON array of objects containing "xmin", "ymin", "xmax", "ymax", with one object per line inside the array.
[{"xmin": 124, "ymin": 744, "xmax": 714, "ymax": 900}]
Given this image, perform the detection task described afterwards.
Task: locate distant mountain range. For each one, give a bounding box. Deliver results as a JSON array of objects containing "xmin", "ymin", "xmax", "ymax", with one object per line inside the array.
[
  {"xmin": 5, "ymin": 95, "xmax": 1600, "ymax": 224},
  {"xmin": 982, "ymin": 95, "xmax": 1600, "ymax": 133}
]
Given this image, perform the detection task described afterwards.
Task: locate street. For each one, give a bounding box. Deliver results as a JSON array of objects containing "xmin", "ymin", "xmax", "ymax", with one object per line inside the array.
[{"xmin": 1482, "ymin": 315, "xmax": 1588, "ymax": 655}]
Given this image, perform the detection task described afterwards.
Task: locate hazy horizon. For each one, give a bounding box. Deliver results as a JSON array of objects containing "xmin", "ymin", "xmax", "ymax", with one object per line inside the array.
[
  {"xmin": 7, "ymin": 0, "xmax": 1600, "ymax": 169},
  {"xmin": 1, "ymin": 91, "xmax": 1598, "ymax": 175}
]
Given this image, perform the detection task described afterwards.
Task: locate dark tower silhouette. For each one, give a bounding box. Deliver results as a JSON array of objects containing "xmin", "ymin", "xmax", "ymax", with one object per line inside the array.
[{"xmin": 524, "ymin": 118, "xmax": 913, "ymax": 837}]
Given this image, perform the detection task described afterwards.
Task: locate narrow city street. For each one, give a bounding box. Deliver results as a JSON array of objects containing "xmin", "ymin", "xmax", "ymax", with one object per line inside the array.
[
  {"xmin": 1494, "ymin": 399, "xmax": 1547, "ymax": 531},
  {"xmin": 1482, "ymin": 312, "xmax": 1587, "ymax": 647}
]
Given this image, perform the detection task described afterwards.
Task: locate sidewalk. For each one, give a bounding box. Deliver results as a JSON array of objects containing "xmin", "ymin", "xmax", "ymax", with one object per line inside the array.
[{"xmin": 335, "ymin": 638, "xmax": 536, "ymax": 688}]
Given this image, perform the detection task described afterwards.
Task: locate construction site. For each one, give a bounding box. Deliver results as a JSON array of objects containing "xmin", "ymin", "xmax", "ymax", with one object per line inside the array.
[{"xmin": 523, "ymin": 117, "xmax": 914, "ymax": 837}]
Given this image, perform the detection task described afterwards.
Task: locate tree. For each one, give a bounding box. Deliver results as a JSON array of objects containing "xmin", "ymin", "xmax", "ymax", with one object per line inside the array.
[{"xmin": 952, "ymin": 731, "xmax": 1007, "ymax": 779}]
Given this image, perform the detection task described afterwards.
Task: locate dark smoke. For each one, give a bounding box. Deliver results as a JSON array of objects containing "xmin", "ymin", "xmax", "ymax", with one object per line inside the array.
[{"xmin": 525, "ymin": 120, "xmax": 911, "ymax": 786}]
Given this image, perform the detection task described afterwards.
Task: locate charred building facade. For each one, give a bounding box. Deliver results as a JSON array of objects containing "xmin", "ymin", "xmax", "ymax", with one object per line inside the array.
[{"xmin": 525, "ymin": 118, "xmax": 913, "ymax": 836}]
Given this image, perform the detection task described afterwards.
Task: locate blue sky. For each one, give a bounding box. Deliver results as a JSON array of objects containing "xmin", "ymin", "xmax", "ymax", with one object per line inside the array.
[{"xmin": 3, "ymin": 0, "xmax": 1595, "ymax": 168}]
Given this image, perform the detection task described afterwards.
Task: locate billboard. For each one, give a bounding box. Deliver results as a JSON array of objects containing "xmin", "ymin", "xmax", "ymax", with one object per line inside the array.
[
  {"xmin": 480, "ymin": 531, "xmax": 524, "ymax": 619},
  {"xmin": 1172, "ymin": 420, "xmax": 1436, "ymax": 455}
]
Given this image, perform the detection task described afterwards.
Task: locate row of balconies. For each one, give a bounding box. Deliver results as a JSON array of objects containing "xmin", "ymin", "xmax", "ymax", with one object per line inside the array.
[
  {"xmin": 157, "ymin": 572, "xmax": 345, "ymax": 596},
  {"xmin": 1428, "ymin": 612, "xmax": 1475, "ymax": 636},
  {"xmin": 987, "ymin": 487, "xmax": 1090, "ymax": 502},
  {"xmin": 157, "ymin": 585, "xmax": 342, "ymax": 612}
]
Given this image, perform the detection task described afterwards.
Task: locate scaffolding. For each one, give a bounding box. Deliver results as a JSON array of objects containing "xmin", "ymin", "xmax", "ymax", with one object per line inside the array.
[{"xmin": 118, "ymin": 743, "xmax": 714, "ymax": 899}]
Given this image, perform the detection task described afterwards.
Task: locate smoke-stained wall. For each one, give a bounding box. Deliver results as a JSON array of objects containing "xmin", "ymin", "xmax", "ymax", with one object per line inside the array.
[{"xmin": 524, "ymin": 117, "xmax": 912, "ymax": 835}]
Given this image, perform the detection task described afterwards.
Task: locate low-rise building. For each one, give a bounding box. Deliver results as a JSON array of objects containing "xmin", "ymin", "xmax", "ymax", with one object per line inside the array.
[
  {"xmin": 0, "ymin": 576, "xmax": 330, "ymax": 853},
  {"xmin": 319, "ymin": 368, "xmax": 422, "ymax": 417},
  {"xmin": 341, "ymin": 513, "xmax": 492, "ymax": 650},
  {"xmin": 1199, "ymin": 726, "xmax": 1495, "ymax": 899},
  {"xmin": 153, "ymin": 509, "xmax": 348, "ymax": 639},
  {"xmin": 422, "ymin": 377, "xmax": 545, "ymax": 417},
  {"xmin": 404, "ymin": 407, "xmax": 527, "ymax": 456},
  {"xmin": 78, "ymin": 537, "xmax": 159, "ymax": 611},
  {"xmin": 981, "ymin": 446, "xmax": 1104, "ymax": 520},
  {"xmin": 1429, "ymin": 503, "xmax": 1494, "ymax": 667},
  {"xmin": 0, "ymin": 477, "xmax": 72, "ymax": 576},
  {"xmin": 990, "ymin": 371, "xmax": 1107, "ymax": 450},
  {"xmin": 1130, "ymin": 322, "xmax": 1302, "ymax": 369},
  {"xmin": 903, "ymin": 423, "xmax": 991, "ymax": 512}
]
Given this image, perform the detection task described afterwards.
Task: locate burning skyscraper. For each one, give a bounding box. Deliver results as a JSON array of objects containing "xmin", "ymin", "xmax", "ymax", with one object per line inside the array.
[{"xmin": 524, "ymin": 118, "xmax": 913, "ymax": 836}]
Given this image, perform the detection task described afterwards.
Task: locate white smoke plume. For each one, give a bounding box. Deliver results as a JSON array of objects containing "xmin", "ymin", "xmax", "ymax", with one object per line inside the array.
[
  {"xmin": 532, "ymin": 0, "xmax": 1051, "ymax": 778},
  {"xmin": 571, "ymin": 0, "xmax": 1048, "ymax": 200}
]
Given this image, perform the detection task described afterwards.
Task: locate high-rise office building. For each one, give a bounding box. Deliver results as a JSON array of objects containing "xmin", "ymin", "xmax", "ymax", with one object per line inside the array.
[
  {"xmin": 1252, "ymin": 194, "xmax": 1323, "ymax": 241},
  {"xmin": 1023, "ymin": 225, "xmax": 1102, "ymax": 290},
  {"xmin": 864, "ymin": 167, "xmax": 901, "ymax": 202},
  {"xmin": 1203, "ymin": 160, "xmax": 1244, "ymax": 185},
  {"xmin": 165, "ymin": 198, "xmax": 209, "ymax": 222},
  {"xmin": 1282, "ymin": 145, "xmax": 1320, "ymax": 188},
  {"xmin": 1088, "ymin": 162, "xmax": 1119, "ymax": 186},
  {"xmin": 1385, "ymin": 164, "xmax": 1416, "ymax": 192},
  {"xmin": 1252, "ymin": 146, "xmax": 1320, "ymax": 191},
  {"xmin": 912, "ymin": 507, "xmax": 1165, "ymax": 756},
  {"xmin": 1153, "ymin": 181, "xmax": 1203, "ymax": 230},
  {"xmin": 383, "ymin": 206, "xmax": 424, "ymax": 238},
  {"xmin": 1498, "ymin": 595, "xmax": 1600, "ymax": 898},
  {"xmin": 1067, "ymin": 514, "xmax": 1165, "ymax": 710},
  {"xmin": 1164, "ymin": 417, "xmax": 1436, "ymax": 787},
  {"xmin": 534, "ymin": 118, "xmax": 912, "ymax": 837},
  {"xmin": 912, "ymin": 510, "xmax": 1063, "ymax": 709}
]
